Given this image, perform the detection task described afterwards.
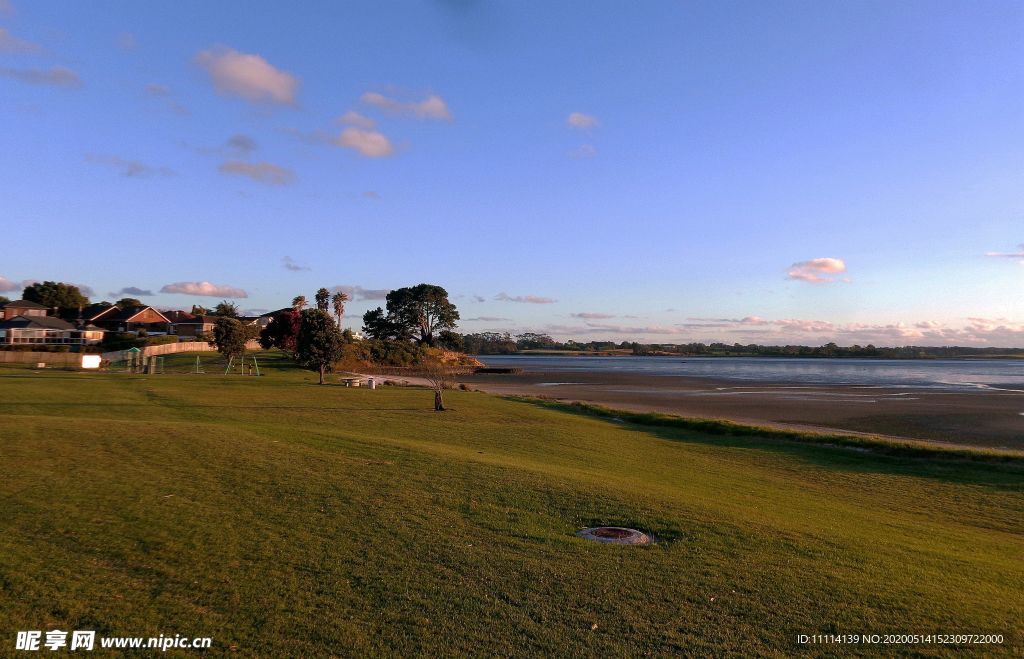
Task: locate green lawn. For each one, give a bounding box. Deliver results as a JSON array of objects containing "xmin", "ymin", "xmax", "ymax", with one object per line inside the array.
[{"xmin": 0, "ymin": 353, "xmax": 1021, "ymax": 656}]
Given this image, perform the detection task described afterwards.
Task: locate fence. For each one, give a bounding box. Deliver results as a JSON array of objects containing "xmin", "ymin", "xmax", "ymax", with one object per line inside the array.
[
  {"xmin": 0, "ymin": 351, "xmax": 82, "ymax": 368},
  {"xmin": 102, "ymin": 340, "xmax": 262, "ymax": 363}
]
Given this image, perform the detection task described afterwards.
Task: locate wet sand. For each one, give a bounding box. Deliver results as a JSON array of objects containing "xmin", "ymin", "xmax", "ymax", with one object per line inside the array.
[{"xmin": 458, "ymin": 370, "xmax": 1024, "ymax": 451}]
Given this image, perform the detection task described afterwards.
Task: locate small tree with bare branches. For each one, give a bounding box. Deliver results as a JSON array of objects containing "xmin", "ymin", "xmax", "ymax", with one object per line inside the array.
[{"xmin": 419, "ymin": 358, "xmax": 456, "ymax": 411}]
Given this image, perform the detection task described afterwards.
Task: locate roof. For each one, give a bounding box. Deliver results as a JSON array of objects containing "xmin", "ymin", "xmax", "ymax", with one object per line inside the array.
[
  {"xmin": 0, "ymin": 314, "xmax": 75, "ymax": 330},
  {"xmin": 99, "ymin": 306, "xmax": 172, "ymax": 324},
  {"xmin": 82, "ymin": 304, "xmax": 117, "ymax": 321},
  {"xmin": 164, "ymin": 310, "xmax": 198, "ymax": 323},
  {"xmin": 2, "ymin": 300, "xmax": 49, "ymax": 310}
]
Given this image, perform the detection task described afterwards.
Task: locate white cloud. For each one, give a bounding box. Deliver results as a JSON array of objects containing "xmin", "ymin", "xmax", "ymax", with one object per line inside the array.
[
  {"xmin": 282, "ymin": 256, "xmax": 309, "ymax": 272},
  {"xmin": 144, "ymin": 83, "xmax": 170, "ymax": 97},
  {"xmin": 226, "ymin": 134, "xmax": 257, "ymax": 155},
  {"xmin": 495, "ymin": 292, "xmax": 557, "ymax": 304},
  {"xmin": 985, "ymin": 243, "xmax": 1024, "ymax": 261},
  {"xmin": 337, "ymin": 127, "xmax": 394, "ymax": 158},
  {"xmin": 570, "ymin": 143, "xmax": 597, "ymax": 159},
  {"xmin": 673, "ymin": 315, "xmax": 1024, "ymax": 347},
  {"xmin": 464, "ymin": 316, "xmax": 512, "ymax": 322},
  {"xmin": 567, "ymin": 112, "xmax": 598, "ymax": 129},
  {"xmin": 0, "ymin": 65, "xmax": 80, "ymax": 87},
  {"xmin": 218, "ymin": 160, "xmax": 294, "ymax": 186},
  {"xmin": 85, "ymin": 154, "xmax": 175, "ymax": 178},
  {"xmin": 572, "ymin": 312, "xmax": 615, "ymax": 319},
  {"xmin": 339, "ymin": 110, "xmax": 376, "ymax": 128},
  {"xmin": 117, "ymin": 32, "xmax": 137, "ymax": 51},
  {"xmin": 331, "ymin": 285, "xmax": 390, "ymax": 301},
  {"xmin": 0, "ymin": 276, "xmax": 26, "ymax": 292},
  {"xmin": 360, "ymin": 91, "xmax": 452, "ymax": 120},
  {"xmin": 786, "ymin": 257, "xmax": 847, "ymax": 283},
  {"xmin": 195, "ymin": 47, "xmax": 298, "ymax": 105},
  {"xmin": 112, "ymin": 286, "xmax": 154, "ymax": 297},
  {"xmin": 160, "ymin": 281, "xmax": 248, "ymax": 298},
  {"xmin": 0, "ymin": 27, "xmax": 42, "ymax": 54}
]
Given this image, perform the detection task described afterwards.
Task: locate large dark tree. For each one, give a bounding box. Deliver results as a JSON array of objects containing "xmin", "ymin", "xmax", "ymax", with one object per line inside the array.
[
  {"xmin": 211, "ymin": 317, "xmax": 248, "ymax": 362},
  {"xmin": 362, "ymin": 284, "xmax": 458, "ymax": 346},
  {"xmin": 115, "ymin": 297, "xmax": 143, "ymax": 309},
  {"xmin": 361, "ymin": 307, "xmax": 408, "ymax": 341},
  {"xmin": 22, "ymin": 281, "xmax": 89, "ymax": 312},
  {"xmin": 295, "ymin": 309, "xmax": 346, "ymax": 384},
  {"xmin": 259, "ymin": 309, "xmax": 301, "ymax": 356}
]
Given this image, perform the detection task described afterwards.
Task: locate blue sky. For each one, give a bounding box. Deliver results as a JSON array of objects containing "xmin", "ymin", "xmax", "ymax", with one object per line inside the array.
[{"xmin": 1, "ymin": 0, "xmax": 1021, "ymax": 346}]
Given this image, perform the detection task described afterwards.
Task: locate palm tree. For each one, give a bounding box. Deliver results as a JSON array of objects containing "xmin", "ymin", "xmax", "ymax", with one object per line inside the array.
[
  {"xmin": 291, "ymin": 295, "xmax": 307, "ymax": 312},
  {"xmin": 331, "ymin": 291, "xmax": 349, "ymax": 327}
]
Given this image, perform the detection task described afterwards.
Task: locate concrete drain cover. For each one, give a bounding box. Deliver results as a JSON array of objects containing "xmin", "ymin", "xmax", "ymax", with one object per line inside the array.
[{"xmin": 577, "ymin": 527, "xmax": 653, "ymax": 545}]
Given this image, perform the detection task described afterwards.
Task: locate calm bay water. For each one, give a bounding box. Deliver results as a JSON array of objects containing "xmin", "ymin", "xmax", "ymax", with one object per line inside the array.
[{"xmin": 476, "ymin": 355, "xmax": 1024, "ymax": 392}]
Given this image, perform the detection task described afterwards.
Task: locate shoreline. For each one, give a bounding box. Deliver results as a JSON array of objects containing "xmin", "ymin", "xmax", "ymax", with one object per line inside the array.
[{"xmin": 453, "ymin": 369, "xmax": 1024, "ymax": 452}]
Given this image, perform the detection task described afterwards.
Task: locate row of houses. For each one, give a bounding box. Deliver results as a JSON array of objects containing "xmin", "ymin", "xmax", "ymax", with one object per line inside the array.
[{"xmin": 0, "ymin": 300, "xmax": 286, "ymax": 347}]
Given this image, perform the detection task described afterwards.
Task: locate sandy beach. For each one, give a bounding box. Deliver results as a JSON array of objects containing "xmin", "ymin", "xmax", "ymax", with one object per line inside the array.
[{"xmin": 454, "ymin": 368, "xmax": 1024, "ymax": 451}]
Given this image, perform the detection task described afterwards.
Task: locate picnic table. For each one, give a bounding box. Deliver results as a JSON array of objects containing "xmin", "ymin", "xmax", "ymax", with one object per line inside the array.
[{"xmin": 340, "ymin": 376, "xmax": 362, "ymax": 387}]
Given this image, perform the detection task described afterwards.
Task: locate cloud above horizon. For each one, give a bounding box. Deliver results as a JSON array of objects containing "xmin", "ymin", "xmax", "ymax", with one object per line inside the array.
[
  {"xmin": 495, "ymin": 292, "xmax": 557, "ymax": 304},
  {"xmin": 0, "ymin": 276, "xmax": 28, "ymax": 292},
  {"xmin": 218, "ymin": 160, "xmax": 294, "ymax": 185},
  {"xmin": 337, "ymin": 127, "xmax": 394, "ymax": 157},
  {"xmin": 195, "ymin": 47, "xmax": 298, "ymax": 105},
  {"xmin": 786, "ymin": 257, "xmax": 847, "ymax": 283},
  {"xmin": 510, "ymin": 314, "xmax": 1024, "ymax": 348},
  {"xmin": 226, "ymin": 134, "xmax": 257, "ymax": 155},
  {"xmin": 339, "ymin": 110, "xmax": 376, "ymax": 128},
  {"xmin": 111, "ymin": 286, "xmax": 154, "ymax": 297},
  {"xmin": 567, "ymin": 112, "xmax": 598, "ymax": 129},
  {"xmin": 331, "ymin": 285, "xmax": 390, "ymax": 301},
  {"xmin": 985, "ymin": 243, "xmax": 1024, "ymax": 261},
  {"xmin": 0, "ymin": 65, "xmax": 79, "ymax": 87},
  {"xmin": 360, "ymin": 91, "xmax": 451, "ymax": 120},
  {"xmin": 0, "ymin": 27, "xmax": 42, "ymax": 54},
  {"xmin": 569, "ymin": 143, "xmax": 597, "ymax": 159},
  {"xmin": 85, "ymin": 153, "xmax": 175, "ymax": 178},
  {"xmin": 282, "ymin": 256, "xmax": 309, "ymax": 272},
  {"xmin": 160, "ymin": 281, "xmax": 248, "ymax": 298},
  {"xmin": 572, "ymin": 312, "xmax": 615, "ymax": 319}
]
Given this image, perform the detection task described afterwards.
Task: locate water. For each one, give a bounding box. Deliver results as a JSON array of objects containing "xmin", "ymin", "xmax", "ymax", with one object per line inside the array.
[{"xmin": 475, "ymin": 355, "xmax": 1024, "ymax": 392}]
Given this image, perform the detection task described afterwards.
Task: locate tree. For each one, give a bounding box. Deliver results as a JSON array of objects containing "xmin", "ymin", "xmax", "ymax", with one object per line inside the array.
[
  {"xmin": 362, "ymin": 284, "xmax": 459, "ymax": 346},
  {"xmin": 417, "ymin": 357, "xmax": 456, "ymax": 411},
  {"xmin": 292, "ymin": 295, "xmax": 307, "ymax": 312},
  {"xmin": 22, "ymin": 281, "xmax": 89, "ymax": 312},
  {"xmin": 315, "ymin": 287, "xmax": 330, "ymax": 312},
  {"xmin": 210, "ymin": 317, "xmax": 247, "ymax": 362},
  {"xmin": 331, "ymin": 291, "xmax": 349, "ymax": 327},
  {"xmin": 0, "ymin": 296, "xmax": 9, "ymax": 306},
  {"xmin": 191, "ymin": 304, "xmax": 210, "ymax": 315},
  {"xmin": 115, "ymin": 297, "xmax": 143, "ymax": 308},
  {"xmin": 214, "ymin": 300, "xmax": 239, "ymax": 317},
  {"xmin": 362, "ymin": 307, "xmax": 407, "ymax": 341},
  {"xmin": 437, "ymin": 330, "xmax": 464, "ymax": 351},
  {"xmin": 295, "ymin": 309, "xmax": 346, "ymax": 384},
  {"xmin": 258, "ymin": 310, "xmax": 302, "ymax": 356}
]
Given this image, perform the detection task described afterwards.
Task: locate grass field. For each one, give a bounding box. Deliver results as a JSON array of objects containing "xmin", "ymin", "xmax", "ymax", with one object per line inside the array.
[{"xmin": 0, "ymin": 352, "xmax": 1021, "ymax": 655}]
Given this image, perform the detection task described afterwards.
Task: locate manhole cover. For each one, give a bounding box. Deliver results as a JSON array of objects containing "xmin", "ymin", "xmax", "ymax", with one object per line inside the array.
[{"xmin": 577, "ymin": 527, "xmax": 653, "ymax": 545}]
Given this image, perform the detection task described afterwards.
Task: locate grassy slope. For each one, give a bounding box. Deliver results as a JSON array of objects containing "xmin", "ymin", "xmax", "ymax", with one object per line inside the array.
[{"xmin": 0, "ymin": 353, "xmax": 1021, "ymax": 656}]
